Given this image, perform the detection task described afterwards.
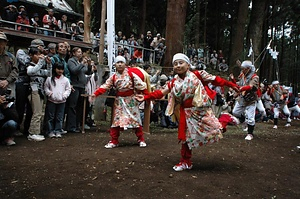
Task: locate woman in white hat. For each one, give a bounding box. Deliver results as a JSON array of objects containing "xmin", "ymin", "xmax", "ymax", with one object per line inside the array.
[
  {"xmin": 90, "ymin": 56, "xmax": 148, "ymax": 149},
  {"xmin": 136, "ymin": 53, "xmax": 233, "ymax": 171}
]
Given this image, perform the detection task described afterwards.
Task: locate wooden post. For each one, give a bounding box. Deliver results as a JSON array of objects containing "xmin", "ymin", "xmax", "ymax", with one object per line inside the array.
[
  {"xmin": 143, "ymin": 101, "xmax": 151, "ymax": 134},
  {"xmin": 81, "ymin": 94, "xmax": 90, "ymax": 134}
]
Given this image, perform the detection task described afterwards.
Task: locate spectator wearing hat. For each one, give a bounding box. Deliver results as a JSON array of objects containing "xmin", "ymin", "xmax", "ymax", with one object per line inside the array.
[
  {"xmin": 268, "ymin": 80, "xmax": 291, "ymax": 129},
  {"xmin": 232, "ymin": 60, "xmax": 259, "ymax": 141},
  {"xmin": 2, "ymin": 5, "xmax": 18, "ymax": 28},
  {"xmin": 0, "ymin": 32, "xmax": 18, "ymax": 98},
  {"xmin": 42, "ymin": 9, "xmax": 58, "ymax": 36},
  {"xmin": 16, "ymin": 10, "xmax": 30, "ymax": 32},
  {"xmin": 68, "ymin": 23, "xmax": 79, "ymax": 40},
  {"xmin": 26, "ymin": 45, "xmax": 52, "ymax": 142},
  {"xmin": 15, "ymin": 39, "xmax": 43, "ymax": 137},
  {"xmin": 30, "ymin": 13, "xmax": 42, "ymax": 34},
  {"xmin": 0, "ymin": 31, "xmax": 19, "ymax": 146},
  {"xmin": 15, "ymin": 39, "xmax": 46, "ymax": 137},
  {"xmin": 143, "ymin": 31, "xmax": 153, "ymax": 63},
  {"xmin": 18, "ymin": 5, "xmax": 26, "ymax": 15},
  {"xmin": 76, "ymin": 20, "xmax": 84, "ymax": 41},
  {"xmin": 90, "ymin": 55, "xmax": 148, "ymax": 149}
]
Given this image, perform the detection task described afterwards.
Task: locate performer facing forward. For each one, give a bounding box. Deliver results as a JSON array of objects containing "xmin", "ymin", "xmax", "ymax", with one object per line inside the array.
[{"xmin": 136, "ymin": 53, "xmax": 227, "ymax": 172}]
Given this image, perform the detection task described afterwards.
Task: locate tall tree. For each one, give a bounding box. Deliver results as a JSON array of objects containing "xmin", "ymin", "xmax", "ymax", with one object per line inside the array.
[
  {"xmin": 83, "ymin": 0, "xmax": 91, "ymax": 43},
  {"xmin": 164, "ymin": 0, "xmax": 188, "ymax": 71},
  {"xmin": 247, "ymin": 0, "xmax": 269, "ymax": 63},
  {"xmin": 229, "ymin": 0, "xmax": 249, "ymax": 75}
]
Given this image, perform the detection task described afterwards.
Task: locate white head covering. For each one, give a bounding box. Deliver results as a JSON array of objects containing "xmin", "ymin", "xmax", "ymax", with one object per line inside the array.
[
  {"xmin": 190, "ymin": 65, "xmax": 196, "ymax": 70},
  {"xmin": 172, "ymin": 53, "xmax": 190, "ymax": 65},
  {"xmin": 241, "ymin": 60, "xmax": 254, "ymax": 68},
  {"xmin": 115, "ymin": 56, "xmax": 126, "ymax": 63},
  {"xmin": 160, "ymin": 74, "xmax": 168, "ymax": 81},
  {"xmin": 272, "ymin": 80, "xmax": 279, "ymax": 85}
]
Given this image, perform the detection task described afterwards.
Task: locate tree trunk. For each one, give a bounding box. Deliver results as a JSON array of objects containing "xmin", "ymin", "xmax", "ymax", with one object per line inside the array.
[
  {"xmin": 139, "ymin": 0, "xmax": 147, "ymax": 35},
  {"xmin": 83, "ymin": 0, "xmax": 91, "ymax": 43},
  {"xmin": 164, "ymin": 0, "xmax": 188, "ymax": 72},
  {"xmin": 98, "ymin": 0, "xmax": 106, "ymax": 64},
  {"xmin": 195, "ymin": 1, "xmax": 200, "ymax": 47},
  {"xmin": 229, "ymin": 0, "xmax": 249, "ymax": 76},
  {"xmin": 247, "ymin": 0, "xmax": 268, "ymax": 64}
]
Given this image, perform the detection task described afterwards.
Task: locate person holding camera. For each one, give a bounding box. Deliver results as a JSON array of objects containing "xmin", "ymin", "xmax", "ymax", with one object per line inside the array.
[
  {"xmin": 65, "ymin": 47, "xmax": 91, "ymax": 133},
  {"xmin": 26, "ymin": 47, "xmax": 52, "ymax": 141},
  {"xmin": 0, "ymin": 91, "xmax": 19, "ymax": 146},
  {"xmin": 15, "ymin": 39, "xmax": 45, "ymax": 136}
]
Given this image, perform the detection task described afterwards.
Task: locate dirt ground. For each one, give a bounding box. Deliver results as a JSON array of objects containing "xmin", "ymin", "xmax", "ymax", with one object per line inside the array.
[{"xmin": 0, "ymin": 119, "xmax": 299, "ymax": 199}]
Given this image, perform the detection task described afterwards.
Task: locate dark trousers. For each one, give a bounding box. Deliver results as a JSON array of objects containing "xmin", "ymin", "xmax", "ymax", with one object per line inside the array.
[
  {"xmin": 0, "ymin": 120, "xmax": 18, "ymax": 141},
  {"xmin": 15, "ymin": 82, "xmax": 32, "ymax": 135},
  {"xmin": 46, "ymin": 101, "xmax": 65, "ymax": 133},
  {"xmin": 66, "ymin": 87, "xmax": 85, "ymax": 131}
]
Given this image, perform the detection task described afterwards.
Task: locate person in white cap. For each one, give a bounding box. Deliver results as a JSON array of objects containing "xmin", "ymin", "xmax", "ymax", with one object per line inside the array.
[
  {"xmin": 232, "ymin": 60, "xmax": 259, "ymax": 141},
  {"xmin": 268, "ymin": 80, "xmax": 291, "ymax": 128},
  {"xmin": 90, "ymin": 56, "xmax": 148, "ymax": 149},
  {"xmin": 135, "ymin": 53, "xmax": 238, "ymax": 171}
]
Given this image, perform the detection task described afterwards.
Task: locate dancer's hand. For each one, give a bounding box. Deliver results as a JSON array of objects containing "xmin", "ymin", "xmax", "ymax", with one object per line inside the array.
[
  {"xmin": 135, "ymin": 94, "xmax": 145, "ymax": 102},
  {"xmin": 89, "ymin": 94, "xmax": 96, "ymax": 103}
]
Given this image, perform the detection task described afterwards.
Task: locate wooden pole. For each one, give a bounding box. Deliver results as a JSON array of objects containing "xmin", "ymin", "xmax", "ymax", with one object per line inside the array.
[
  {"xmin": 143, "ymin": 101, "xmax": 151, "ymax": 134},
  {"xmin": 81, "ymin": 94, "xmax": 90, "ymax": 134},
  {"xmin": 99, "ymin": 0, "xmax": 107, "ymax": 64}
]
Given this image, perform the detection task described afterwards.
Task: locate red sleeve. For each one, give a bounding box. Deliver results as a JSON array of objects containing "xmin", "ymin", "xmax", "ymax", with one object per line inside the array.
[
  {"xmin": 214, "ymin": 76, "xmax": 237, "ymax": 88},
  {"xmin": 142, "ymin": 89, "xmax": 149, "ymax": 95},
  {"xmin": 257, "ymin": 88, "xmax": 262, "ymax": 97},
  {"xmin": 93, "ymin": 88, "xmax": 106, "ymax": 97},
  {"xmin": 240, "ymin": 85, "xmax": 251, "ymax": 92},
  {"xmin": 144, "ymin": 90, "xmax": 164, "ymax": 101}
]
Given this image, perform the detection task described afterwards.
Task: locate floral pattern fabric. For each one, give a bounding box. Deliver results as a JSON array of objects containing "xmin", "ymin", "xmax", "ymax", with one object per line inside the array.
[
  {"xmin": 166, "ymin": 71, "xmax": 223, "ymax": 149},
  {"xmin": 100, "ymin": 68, "xmax": 147, "ymax": 129}
]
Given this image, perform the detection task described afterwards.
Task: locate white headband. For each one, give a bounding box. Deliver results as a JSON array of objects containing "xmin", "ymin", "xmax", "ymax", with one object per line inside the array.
[
  {"xmin": 172, "ymin": 53, "xmax": 190, "ymax": 65},
  {"xmin": 115, "ymin": 56, "xmax": 126, "ymax": 63}
]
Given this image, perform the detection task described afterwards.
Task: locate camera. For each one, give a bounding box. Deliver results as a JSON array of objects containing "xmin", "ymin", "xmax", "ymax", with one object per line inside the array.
[{"xmin": 0, "ymin": 89, "xmax": 15, "ymax": 103}]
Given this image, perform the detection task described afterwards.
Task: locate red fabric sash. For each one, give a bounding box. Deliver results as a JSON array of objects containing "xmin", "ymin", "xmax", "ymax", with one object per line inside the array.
[
  {"xmin": 116, "ymin": 90, "xmax": 134, "ymax": 97},
  {"xmin": 178, "ymin": 98, "xmax": 193, "ymax": 141}
]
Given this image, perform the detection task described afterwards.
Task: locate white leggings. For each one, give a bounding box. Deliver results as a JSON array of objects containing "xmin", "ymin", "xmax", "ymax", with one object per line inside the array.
[
  {"xmin": 256, "ymin": 99, "xmax": 266, "ymax": 116},
  {"xmin": 233, "ymin": 102, "xmax": 256, "ymax": 126},
  {"xmin": 274, "ymin": 104, "xmax": 291, "ymax": 123}
]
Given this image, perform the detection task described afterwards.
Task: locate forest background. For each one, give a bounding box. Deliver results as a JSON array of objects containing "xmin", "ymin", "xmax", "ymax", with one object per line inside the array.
[{"xmin": 66, "ymin": 0, "xmax": 299, "ymax": 93}]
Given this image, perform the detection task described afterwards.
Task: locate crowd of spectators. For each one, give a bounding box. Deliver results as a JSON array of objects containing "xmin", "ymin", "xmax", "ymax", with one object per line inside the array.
[
  {"xmin": 1, "ymin": 4, "xmax": 86, "ymax": 41},
  {"xmin": 186, "ymin": 44, "xmax": 228, "ymax": 72},
  {"xmin": 0, "ymin": 31, "xmax": 100, "ymax": 145}
]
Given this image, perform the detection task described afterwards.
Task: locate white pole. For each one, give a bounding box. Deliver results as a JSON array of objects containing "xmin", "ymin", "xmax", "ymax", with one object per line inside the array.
[{"xmin": 107, "ymin": 0, "xmax": 116, "ymax": 76}]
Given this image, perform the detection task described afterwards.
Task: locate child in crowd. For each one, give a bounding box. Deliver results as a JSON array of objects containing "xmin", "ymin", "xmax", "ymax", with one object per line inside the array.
[{"xmin": 44, "ymin": 62, "xmax": 71, "ymax": 138}]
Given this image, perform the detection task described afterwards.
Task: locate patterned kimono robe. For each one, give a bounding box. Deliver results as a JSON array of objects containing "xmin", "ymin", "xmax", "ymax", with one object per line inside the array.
[
  {"xmin": 100, "ymin": 68, "xmax": 147, "ymax": 129},
  {"xmin": 166, "ymin": 71, "xmax": 223, "ymax": 149}
]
